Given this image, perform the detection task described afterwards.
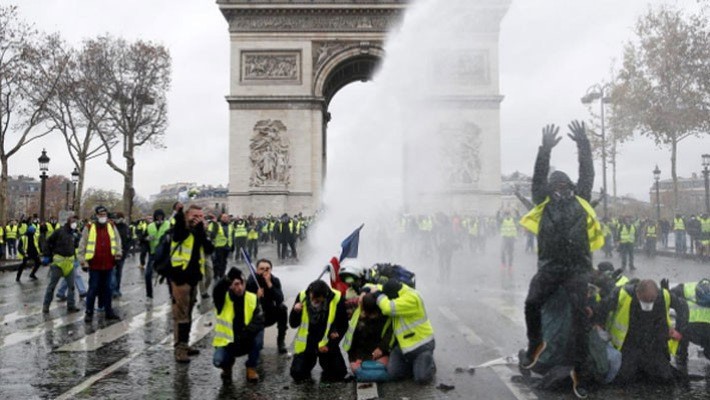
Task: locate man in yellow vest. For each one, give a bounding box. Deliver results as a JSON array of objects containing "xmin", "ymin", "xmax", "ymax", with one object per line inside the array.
[
  {"xmin": 289, "ymin": 279, "xmax": 348, "ymax": 382},
  {"xmin": 595, "ymin": 279, "xmax": 687, "ymax": 384},
  {"xmin": 17, "ymin": 224, "xmax": 42, "ymax": 282},
  {"xmin": 644, "ymin": 219, "xmax": 658, "ymax": 258},
  {"xmin": 499, "ymin": 211, "xmax": 518, "ymax": 268},
  {"xmin": 246, "ymin": 220, "xmax": 259, "ymax": 259},
  {"xmin": 519, "ymin": 122, "xmax": 599, "ymax": 398},
  {"xmin": 213, "ymin": 267, "xmax": 264, "ymax": 383},
  {"xmin": 233, "ymin": 217, "xmax": 248, "ymax": 263},
  {"xmin": 145, "ymin": 209, "xmax": 171, "ymax": 299},
  {"xmin": 375, "ymin": 279, "xmax": 436, "ymax": 384},
  {"xmin": 6, "ymin": 219, "xmax": 19, "ymax": 259},
  {"xmin": 671, "ymin": 279, "xmax": 710, "ymax": 366},
  {"xmin": 42, "ymin": 215, "xmax": 81, "ymax": 314},
  {"xmin": 167, "ymin": 204, "xmax": 214, "ymax": 363},
  {"xmin": 617, "ymin": 216, "xmax": 636, "ymax": 271},
  {"xmin": 210, "ymin": 213, "xmax": 233, "ymax": 280},
  {"xmin": 77, "ymin": 205, "xmax": 122, "ymax": 323}
]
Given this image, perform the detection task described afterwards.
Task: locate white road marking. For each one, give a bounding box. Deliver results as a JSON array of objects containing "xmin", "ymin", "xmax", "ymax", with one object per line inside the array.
[
  {"xmin": 437, "ymin": 306, "xmax": 484, "ymax": 345},
  {"xmin": 491, "ymin": 365, "xmax": 539, "ymax": 400},
  {"xmin": 0, "ymin": 312, "xmax": 86, "ymax": 349},
  {"xmin": 356, "ymin": 382, "xmax": 379, "ymax": 400},
  {"xmin": 56, "ymin": 303, "xmax": 171, "ymax": 352},
  {"xmin": 55, "ymin": 310, "xmax": 214, "ymax": 400}
]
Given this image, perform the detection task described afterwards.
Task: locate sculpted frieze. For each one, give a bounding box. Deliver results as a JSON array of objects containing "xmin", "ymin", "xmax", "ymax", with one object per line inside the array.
[
  {"xmin": 242, "ymin": 51, "xmax": 301, "ymax": 83},
  {"xmin": 227, "ymin": 10, "xmax": 400, "ymax": 33}
]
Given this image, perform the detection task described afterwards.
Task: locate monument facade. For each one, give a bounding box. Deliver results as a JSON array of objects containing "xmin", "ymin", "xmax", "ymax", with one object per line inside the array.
[{"xmin": 217, "ymin": 0, "xmax": 510, "ymax": 216}]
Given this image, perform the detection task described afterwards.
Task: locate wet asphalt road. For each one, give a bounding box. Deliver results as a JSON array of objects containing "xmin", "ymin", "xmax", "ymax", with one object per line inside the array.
[{"xmin": 0, "ymin": 238, "xmax": 708, "ymax": 400}]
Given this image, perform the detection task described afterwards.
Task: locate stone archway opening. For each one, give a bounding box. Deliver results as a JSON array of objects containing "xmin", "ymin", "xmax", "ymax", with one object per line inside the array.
[{"xmin": 319, "ymin": 54, "xmax": 382, "ymax": 182}]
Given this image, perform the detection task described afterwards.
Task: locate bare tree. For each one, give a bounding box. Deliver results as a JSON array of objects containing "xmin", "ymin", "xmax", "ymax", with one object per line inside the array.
[
  {"xmin": 39, "ymin": 38, "xmax": 116, "ymax": 217},
  {"xmin": 0, "ymin": 6, "xmax": 66, "ymax": 223},
  {"xmin": 87, "ymin": 36, "xmax": 171, "ymax": 221},
  {"xmin": 612, "ymin": 6, "xmax": 710, "ymax": 210}
]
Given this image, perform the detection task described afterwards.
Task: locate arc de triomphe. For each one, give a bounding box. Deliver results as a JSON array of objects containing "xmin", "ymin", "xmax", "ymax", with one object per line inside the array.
[{"xmin": 217, "ymin": 0, "xmax": 510, "ymax": 216}]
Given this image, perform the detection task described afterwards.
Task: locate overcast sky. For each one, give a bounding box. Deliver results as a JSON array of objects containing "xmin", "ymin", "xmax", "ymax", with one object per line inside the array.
[{"xmin": 6, "ymin": 0, "xmax": 707, "ymax": 202}]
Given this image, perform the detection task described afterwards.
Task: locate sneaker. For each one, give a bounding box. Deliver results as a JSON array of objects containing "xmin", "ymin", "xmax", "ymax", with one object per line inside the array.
[
  {"xmin": 278, "ymin": 342, "xmax": 288, "ymax": 354},
  {"xmin": 106, "ymin": 313, "xmax": 121, "ymax": 321},
  {"xmin": 97, "ymin": 306, "xmax": 105, "ymax": 314},
  {"xmin": 29, "ymin": 274, "xmax": 38, "ymax": 281},
  {"xmin": 84, "ymin": 313, "xmax": 93, "ymax": 323},
  {"xmin": 67, "ymin": 306, "xmax": 81, "ymax": 313},
  {"xmin": 42, "ymin": 306, "xmax": 50, "ymax": 314},
  {"xmin": 187, "ymin": 346, "xmax": 200, "ymax": 356},
  {"xmin": 570, "ymin": 369, "xmax": 589, "ymax": 399},
  {"xmin": 520, "ymin": 341, "xmax": 547, "ymax": 369},
  {"xmin": 56, "ymin": 295, "xmax": 67, "ymax": 302}
]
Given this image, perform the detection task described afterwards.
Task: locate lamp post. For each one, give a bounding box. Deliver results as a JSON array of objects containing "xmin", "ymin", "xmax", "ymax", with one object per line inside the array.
[
  {"xmin": 581, "ymin": 83, "xmax": 612, "ymax": 220},
  {"xmin": 653, "ymin": 165, "xmax": 661, "ymax": 220},
  {"xmin": 71, "ymin": 167, "xmax": 79, "ymax": 212},
  {"xmin": 38, "ymin": 149, "xmax": 50, "ymax": 221},
  {"xmin": 702, "ymin": 154, "xmax": 710, "ymax": 214}
]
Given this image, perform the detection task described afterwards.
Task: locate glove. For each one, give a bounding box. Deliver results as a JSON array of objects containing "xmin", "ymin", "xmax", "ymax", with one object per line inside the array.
[
  {"xmin": 41, "ymin": 256, "xmax": 51, "ymax": 266},
  {"xmin": 669, "ymin": 328, "xmax": 683, "ymax": 341}
]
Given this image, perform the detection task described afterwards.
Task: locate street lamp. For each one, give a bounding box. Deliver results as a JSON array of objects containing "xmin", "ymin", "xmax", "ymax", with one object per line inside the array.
[
  {"xmin": 71, "ymin": 167, "xmax": 79, "ymax": 212},
  {"xmin": 37, "ymin": 149, "xmax": 50, "ymax": 221},
  {"xmin": 702, "ymin": 154, "xmax": 710, "ymax": 214},
  {"xmin": 581, "ymin": 82, "xmax": 612, "ymax": 220},
  {"xmin": 653, "ymin": 165, "xmax": 661, "ymax": 220}
]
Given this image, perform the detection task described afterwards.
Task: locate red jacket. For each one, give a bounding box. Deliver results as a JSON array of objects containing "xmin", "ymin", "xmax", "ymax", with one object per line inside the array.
[{"xmin": 88, "ymin": 223, "xmax": 115, "ymax": 271}]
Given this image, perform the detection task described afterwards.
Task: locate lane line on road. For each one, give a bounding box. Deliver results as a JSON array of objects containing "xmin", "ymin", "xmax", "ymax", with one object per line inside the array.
[
  {"xmin": 437, "ymin": 306, "xmax": 484, "ymax": 345},
  {"xmin": 490, "ymin": 365, "xmax": 539, "ymax": 400},
  {"xmin": 56, "ymin": 303, "xmax": 171, "ymax": 352},
  {"xmin": 55, "ymin": 309, "xmax": 214, "ymax": 400}
]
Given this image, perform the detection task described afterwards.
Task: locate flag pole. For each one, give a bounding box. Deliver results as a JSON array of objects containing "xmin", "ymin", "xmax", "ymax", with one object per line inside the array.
[{"xmin": 241, "ymin": 248, "xmax": 261, "ymax": 290}]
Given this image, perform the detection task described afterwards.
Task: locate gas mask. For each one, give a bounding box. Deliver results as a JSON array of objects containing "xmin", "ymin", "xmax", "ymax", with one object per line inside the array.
[{"xmin": 639, "ymin": 301, "xmax": 654, "ymax": 312}]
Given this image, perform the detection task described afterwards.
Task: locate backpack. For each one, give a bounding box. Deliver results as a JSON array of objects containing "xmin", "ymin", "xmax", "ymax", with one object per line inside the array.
[
  {"xmin": 367, "ymin": 263, "xmax": 416, "ymax": 288},
  {"xmin": 153, "ymin": 231, "xmax": 182, "ymax": 278}
]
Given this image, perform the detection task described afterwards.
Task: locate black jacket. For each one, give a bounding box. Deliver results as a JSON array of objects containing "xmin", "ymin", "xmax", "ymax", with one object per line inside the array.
[
  {"xmin": 289, "ymin": 289, "xmax": 348, "ymax": 351},
  {"xmin": 213, "ymin": 278, "xmax": 265, "ymax": 338},
  {"xmin": 170, "ymin": 210, "xmax": 214, "ymax": 286},
  {"xmin": 531, "ymin": 140, "xmax": 594, "ymax": 273},
  {"xmin": 44, "ymin": 225, "xmax": 76, "ymax": 258},
  {"xmin": 246, "ymin": 274, "xmax": 285, "ymax": 313}
]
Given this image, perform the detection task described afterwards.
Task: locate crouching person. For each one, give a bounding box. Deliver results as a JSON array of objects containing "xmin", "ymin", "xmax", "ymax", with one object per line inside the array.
[
  {"xmin": 289, "ymin": 280, "xmax": 348, "ymax": 383},
  {"xmin": 213, "ymin": 267, "xmax": 265, "ymax": 383},
  {"xmin": 343, "ymin": 293, "xmax": 392, "ymax": 382},
  {"xmin": 375, "ymin": 279, "xmax": 436, "ymax": 384}
]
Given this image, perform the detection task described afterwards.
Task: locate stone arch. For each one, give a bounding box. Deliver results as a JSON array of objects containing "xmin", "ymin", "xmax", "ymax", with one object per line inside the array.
[{"xmin": 313, "ymin": 44, "xmax": 385, "ymax": 104}]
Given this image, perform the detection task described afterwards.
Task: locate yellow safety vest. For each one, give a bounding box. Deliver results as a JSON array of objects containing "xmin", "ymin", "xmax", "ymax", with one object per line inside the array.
[
  {"xmin": 682, "ymin": 283, "xmax": 710, "ymax": 323},
  {"xmin": 213, "ymin": 291, "xmax": 258, "ymax": 347},
  {"xmin": 377, "ymin": 284, "xmax": 435, "ymax": 354},
  {"xmin": 0, "ymin": 226, "xmax": 4, "ymax": 244},
  {"xmin": 702, "ymin": 218, "xmax": 710, "ymax": 233},
  {"xmin": 247, "ymin": 228, "xmax": 259, "ymax": 240},
  {"xmin": 468, "ymin": 220, "xmax": 479, "ymax": 236},
  {"xmin": 519, "ymin": 196, "xmax": 604, "ymax": 251},
  {"xmin": 19, "ymin": 235, "xmax": 40, "ymax": 260},
  {"xmin": 615, "ymin": 275, "xmax": 630, "ymax": 287},
  {"xmin": 234, "ymin": 222, "xmax": 247, "ymax": 238},
  {"xmin": 500, "ymin": 218, "xmax": 517, "ymax": 238},
  {"xmin": 293, "ymin": 289, "xmax": 341, "ymax": 354},
  {"xmin": 53, "ymin": 254, "xmax": 75, "ymax": 278},
  {"xmin": 620, "ymin": 225, "xmax": 636, "ymax": 244},
  {"xmin": 674, "ymin": 218, "xmax": 685, "ymax": 231},
  {"xmin": 170, "ymin": 233, "xmax": 205, "ymax": 273},
  {"xmin": 607, "ymin": 287, "xmax": 678, "ymax": 355},
  {"xmin": 85, "ymin": 224, "xmax": 118, "ymax": 261},
  {"xmin": 645, "ymin": 225, "xmax": 657, "ymax": 238},
  {"xmin": 213, "ymin": 223, "xmax": 233, "ymax": 248},
  {"xmin": 5, "ymin": 225, "xmax": 18, "ymax": 240}
]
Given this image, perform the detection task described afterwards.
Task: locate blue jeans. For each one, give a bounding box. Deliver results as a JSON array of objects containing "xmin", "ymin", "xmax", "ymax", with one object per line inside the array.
[
  {"xmin": 145, "ymin": 254, "xmax": 155, "ymax": 298},
  {"xmin": 111, "ymin": 258, "xmax": 125, "ymax": 296},
  {"xmin": 44, "ymin": 265, "xmax": 76, "ymax": 309},
  {"xmin": 387, "ymin": 340, "xmax": 436, "ymax": 384},
  {"xmin": 86, "ymin": 269, "xmax": 114, "ymax": 316},
  {"xmin": 675, "ymin": 231, "xmax": 687, "ymax": 253},
  {"xmin": 57, "ymin": 261, "xmax": 87, "ymax": 298},
  {"xmin": 213, "ymin": 329, "xmax": 264, "ymax": 369}
]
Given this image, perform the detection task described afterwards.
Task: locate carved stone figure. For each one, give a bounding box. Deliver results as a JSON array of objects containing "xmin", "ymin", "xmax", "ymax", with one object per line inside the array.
[
  {"xmin": 243, "ymin": 52, "xmax": 300, "ymax": 81},
  {"xmin": 440, "ymin": 122, "xmax": 482, "ymax": 186},
  {"xmin": 249, "ymin": 120, "xmax": 291, "ymax": 187}
]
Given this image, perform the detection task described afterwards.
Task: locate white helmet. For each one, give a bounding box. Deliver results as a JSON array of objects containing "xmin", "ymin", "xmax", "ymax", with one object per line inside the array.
[{"xmin": 339, "ymin": 259, "xmax": 364, "ymax": 281}]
